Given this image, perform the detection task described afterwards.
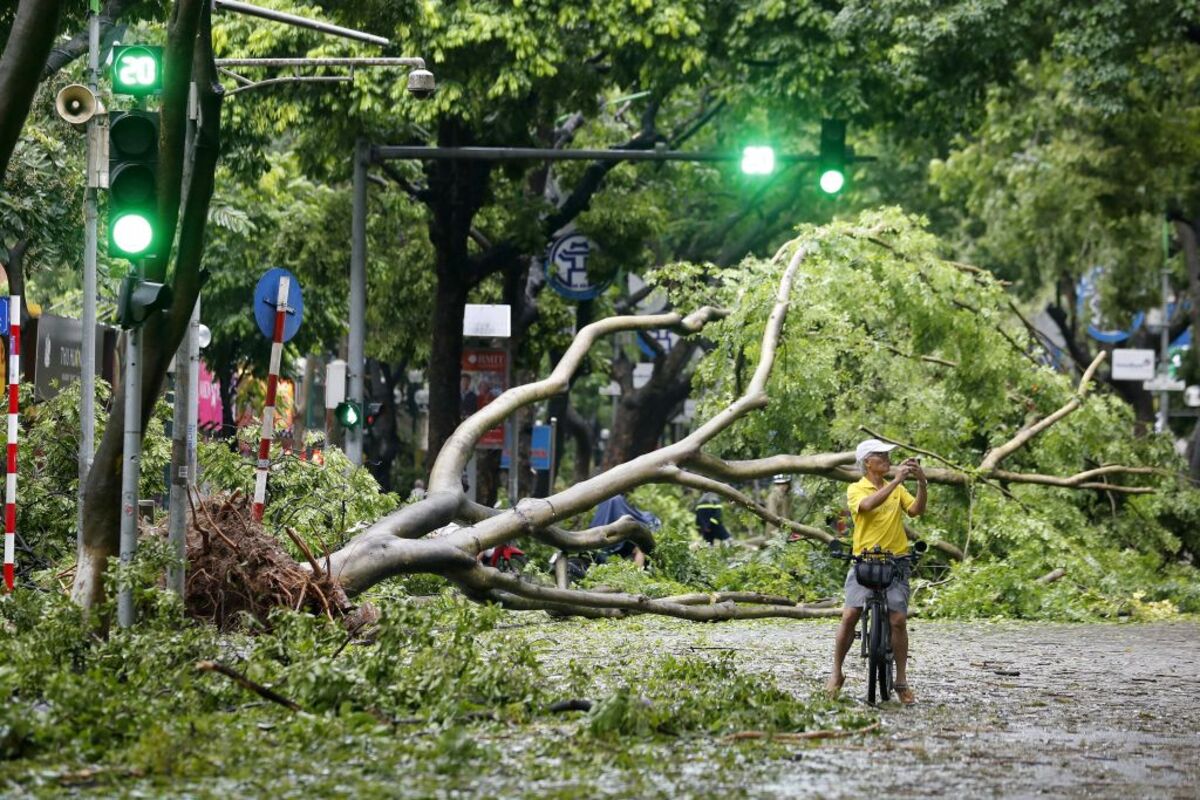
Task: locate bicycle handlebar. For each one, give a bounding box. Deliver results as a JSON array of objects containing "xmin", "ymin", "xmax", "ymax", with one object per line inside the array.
[{"xmin": 828, "ymin": 539, "xmax": 928, "ymax": 564}]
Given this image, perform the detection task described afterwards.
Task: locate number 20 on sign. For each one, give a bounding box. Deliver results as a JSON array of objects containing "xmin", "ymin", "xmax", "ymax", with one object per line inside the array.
[{"xmin": 111, "ymin": 46, "xmax": 163, "ymax": 96}]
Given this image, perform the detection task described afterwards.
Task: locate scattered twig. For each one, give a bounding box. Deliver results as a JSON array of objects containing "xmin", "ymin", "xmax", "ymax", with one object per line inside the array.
[
  {"xmin": 1036, "ymin": 568, "xmax": 1066, "ymax": 584},
  {"xmin": 195, "ymin": 660, "xmax": 303, "ymax": 712},
  {"xmin": 284, "ymin": 526, "xmax": 323, "ymax": 577},
  {"xmin": 548, "ymin": 699, "xmax": 593, "ymax": 713}
]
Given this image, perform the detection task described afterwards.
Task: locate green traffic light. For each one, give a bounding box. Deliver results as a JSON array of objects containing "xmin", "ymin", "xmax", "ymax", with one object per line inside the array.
[
  {"xmin": 819, "ymin": 169, "xmax": 846, "ymax": 194},
  {"xmin": 110, "ymin": 212, "xmax": 155, "ymax": 257},
  {"xmin": 111, "ymin": 46, "xmax": 163, "ymax": 96},
  {"xmin": 740, "ymin": 146, "xmax": 775, "ymax": 175},
  {"xmin": 336, "ymin": 401, "xmax": 362, "ymax": 429}
]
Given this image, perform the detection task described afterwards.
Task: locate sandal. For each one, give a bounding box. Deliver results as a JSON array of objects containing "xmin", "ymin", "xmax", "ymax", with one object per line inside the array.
[
  {"xmin": 825, "ymin": 674, "xmax": 845, "ymax": 699},
  {"xmin": 894, "ymin": 683, "xmax": 916, "ymax": 705}
]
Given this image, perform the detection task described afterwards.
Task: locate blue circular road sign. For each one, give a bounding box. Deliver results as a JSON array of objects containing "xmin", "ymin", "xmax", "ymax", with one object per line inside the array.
[
  {"xmin": 546, "ymin": 233, "xmax": 607, "ymax": 301},
  {"xmin": 254, "ymin": 267, "xmax": 304, "ymax": 342}
]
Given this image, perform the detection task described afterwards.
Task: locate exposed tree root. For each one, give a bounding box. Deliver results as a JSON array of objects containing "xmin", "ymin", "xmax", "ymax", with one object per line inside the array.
[{"xmin": 184, "ymin": 492, "xmax": 352, "ymax": 630}]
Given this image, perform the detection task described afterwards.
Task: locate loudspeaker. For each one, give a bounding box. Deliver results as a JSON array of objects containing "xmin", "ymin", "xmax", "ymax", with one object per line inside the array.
[{"xmin": 55, "ymin": 84, "xmax": 102, "ymax": 129}]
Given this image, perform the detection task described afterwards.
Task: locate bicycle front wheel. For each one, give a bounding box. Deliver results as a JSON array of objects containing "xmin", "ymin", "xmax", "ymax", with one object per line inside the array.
[
  {"xmin": 879, "ymin": 621, "xmax": 893, "ymax": 702},
  {"xmin": 867, "ymin": 604, "xmax": 885, "ymax": 704}
]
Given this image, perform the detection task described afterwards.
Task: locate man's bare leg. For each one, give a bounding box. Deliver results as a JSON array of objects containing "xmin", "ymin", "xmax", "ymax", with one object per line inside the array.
[
  {"xmin": 890, "ymin": 610, "xmax": 914, "ymax": 703},
  {"xmin": 827, "ymin": 606, "xmax": 862, "ymax": 696}
]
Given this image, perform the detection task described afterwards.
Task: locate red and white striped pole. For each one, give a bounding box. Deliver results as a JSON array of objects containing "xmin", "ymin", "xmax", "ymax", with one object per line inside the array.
[
  {"xmin": 252, "ymin": 276, "xmax": 289, "ymax": 522},
  {"xmin": 4, "ymin": 295, "xmax": 20, "ymax": 591}
]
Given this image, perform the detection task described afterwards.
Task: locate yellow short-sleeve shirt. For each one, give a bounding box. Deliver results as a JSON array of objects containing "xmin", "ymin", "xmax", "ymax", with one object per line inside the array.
[{"xmin": 847, "ymin": 477, "xmax": 914, "ymax": 556}]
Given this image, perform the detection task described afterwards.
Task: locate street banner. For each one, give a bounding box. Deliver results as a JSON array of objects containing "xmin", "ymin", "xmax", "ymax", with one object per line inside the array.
[
  {"xmin": 198, "ymin": 362, "xmax": 222, "ymax": 432},
  {"xmin": 32, "ymin": 315, "xmax": 118, "ymax": 400},
  {"xmin": 530, "ymin": 425, "xmax": 552, "ymax": 470},
  {"xmin": 461, "ymin": 348, "xmax": 507, "ymax": 448}
]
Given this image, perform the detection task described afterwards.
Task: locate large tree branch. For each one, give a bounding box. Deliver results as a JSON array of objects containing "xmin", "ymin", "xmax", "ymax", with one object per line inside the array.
[
  {"xmin": 979, "ymin": 351, "xmax": 1106, "ymax": 471},
  {"xmin": 0, "ymin": 0, "xmax": 65, "ymax": 186},
  {"xmin": 427, "ymin": 305, "xmax": 727, "ymax": 493},
  {"xmin": 458, "ymin": 500, "xmax": 656, "ymax": 553},
  {"xmin": 657, "ymin": 465, "xmax": 834, "ymax": 544},
  {"xmin": 149, "ymin": 0, "xmax": 204, "ymax": 283},
  {"xmin": 451, "ymin": 564, "xmax": 841, "ymax": 621},
  {"xmin": 40, "ymin": 0, "xmax": 135, "ymax": 79},
  {"xmin": 432, "ymin": 244, "xmax": 808, "ymax": 559},
  {"xmin": 683, "ymin": 451, "xmax": 859, "ymax": 483},
  {"xmin": 542, "ymin": 96, "xmax": 661, "ymax": 236}
]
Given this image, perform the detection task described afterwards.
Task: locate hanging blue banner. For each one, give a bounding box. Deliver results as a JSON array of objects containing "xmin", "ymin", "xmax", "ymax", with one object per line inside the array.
[{"xmin": 530, "ymin": 425, "xmax": 552, "ymax": 471}]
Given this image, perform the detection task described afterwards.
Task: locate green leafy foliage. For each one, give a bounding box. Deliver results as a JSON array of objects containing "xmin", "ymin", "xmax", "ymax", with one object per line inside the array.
[
  {"xmin": 586, "ymin": 650, "xmax": 869, "ymax": 738},
  {"xmin": 197, "ymin": 433, "xmax": 400, "ymax": 560},
  {"xmin": 7, "ymin": 380, "xmax": 170, "ymax": 576}
]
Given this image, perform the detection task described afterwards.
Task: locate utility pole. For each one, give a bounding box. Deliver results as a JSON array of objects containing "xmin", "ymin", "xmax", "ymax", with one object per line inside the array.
[
  {"xmin": 346, "ymin": 138, "xmax": 368, "ymax": 466},
  {"xmin": 1158, "ymin": 221, "xmax": 1172, "ymax": 434},
  {"xmin": 117, "ymin": 324, "xmax": 142, "ymax": 626},
  {"xmin": 78, "ymin": 1, "xmax": 100, "ymax": 545}
]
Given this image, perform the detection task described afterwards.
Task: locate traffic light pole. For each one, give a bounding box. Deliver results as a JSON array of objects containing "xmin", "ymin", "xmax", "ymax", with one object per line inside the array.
[
  {"xmin": 117, "ymin": 319, "xmax": 142, "ymax": 627},
  {"xmin": 167, "ymin": 301, "xmax": 197, "ymax": 595},
  {"xmin": 346, "ymin": 138, "xmax": 368, "ymax": 466},
  {"xmin": 1158, "ymin": 264, "xmax": 1171, "ymax": 433},
  {"xmin": 78, "ymin": 4, "xmax": 100, "ymax": 548}
]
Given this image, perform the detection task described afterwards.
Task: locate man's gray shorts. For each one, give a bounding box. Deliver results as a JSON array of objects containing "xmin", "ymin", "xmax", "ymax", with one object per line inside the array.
[{"xmin": 843, "ymin": 564, "xmax": 911, "ymax": 615}]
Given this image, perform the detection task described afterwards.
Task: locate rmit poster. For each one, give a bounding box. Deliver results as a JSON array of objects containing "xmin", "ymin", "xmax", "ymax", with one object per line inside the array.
[{"xmin": 460, "ymin": 348, "xmax": 507, "ymax": 448}]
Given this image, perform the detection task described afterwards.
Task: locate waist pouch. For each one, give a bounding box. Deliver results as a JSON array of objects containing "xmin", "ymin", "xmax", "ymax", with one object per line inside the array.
[{"xmin": 855, "ymin": 560, "xmax": 897, "ymax": 591}]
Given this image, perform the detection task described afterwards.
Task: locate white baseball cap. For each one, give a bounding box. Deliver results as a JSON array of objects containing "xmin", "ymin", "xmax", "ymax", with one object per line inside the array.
[{"xmin": 855, "ymin": 438, "xmax": 898, "ymax": 467}]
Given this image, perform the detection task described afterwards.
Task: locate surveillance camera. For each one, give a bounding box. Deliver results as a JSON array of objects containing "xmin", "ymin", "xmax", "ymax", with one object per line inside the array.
[{"xmin": 406, "ymin": 68, "xmax": 436, "ymax": 100}]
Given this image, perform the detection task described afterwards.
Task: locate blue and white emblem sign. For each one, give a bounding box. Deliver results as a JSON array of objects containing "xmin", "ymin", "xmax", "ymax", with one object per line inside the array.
[{"xmin": 546, "ymin": 233, "xmax": 606, "ymax": 301}]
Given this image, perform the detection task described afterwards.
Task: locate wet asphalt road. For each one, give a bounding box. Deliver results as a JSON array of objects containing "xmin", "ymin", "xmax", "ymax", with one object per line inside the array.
[{"xmin": 548, "ymin": 618, "xmax": 1200, "ymax": 799}]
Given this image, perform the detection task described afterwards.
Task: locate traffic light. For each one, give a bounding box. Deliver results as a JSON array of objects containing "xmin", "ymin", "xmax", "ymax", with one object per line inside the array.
[
  {"xmin": 364, "ymin": 402, "xmax": 384, "ymax": 428},
  {"xmin": 108, "ymin": 110, "xmax": 160, "ymax": 260},
  {"xmin": 1168, "ymin": 345, "xmax": 1189, "ymax": 380},
  {"xmin": 111, "ymin": 46, "xmax": 163, "ymax": 96},
  {"xmin": 116, "ymin": 274, "xmax": 172, "ymax": 329},
  {"xmin": 818, "ymin": 119, "xmax": 846, "ymax": 194},
  {"xmin": 740, "ymin": 145, "xmax": 775, "ymax": 175},
  {"xmin": 335, "ymin": 400, "xmax": 362, "ymax": 430}
]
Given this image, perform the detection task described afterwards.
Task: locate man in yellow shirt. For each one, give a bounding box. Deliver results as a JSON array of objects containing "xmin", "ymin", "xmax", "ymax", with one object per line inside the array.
[{"xmin": 826, "ymin": 438, "xmax": 927, "ymax": 704}]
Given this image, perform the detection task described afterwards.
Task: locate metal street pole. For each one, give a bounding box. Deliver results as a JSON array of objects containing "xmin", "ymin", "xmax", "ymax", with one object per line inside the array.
[
  {"xmin": 78, "ymin": 5, "xmax": 100, "ymax": 545},
  {"xmin": 1158, "ymin": 265, "xmax": 1171, "ymax": 434},
  {"xmin": 166, "ymin": 301, "xmax": 196, "ymax": 595},
  {"xmin": 346, "ymin": 138, "xmax": 368, "ymax": 466},
  {"xmin": 507, "ymin": 337, "xmax": 518, "ymax": 506},
  {"xmin": 117, "ymin": 326, "xmax": 142, "ymax": 627},
  {"xmin": 212, "ymin": 0, "xmax": 391, "ymax": 45},
  {"xmin": 374, "ymin": 145, "xmax": 832, "ymax": 164},
  {"xmin": 187, "ymin": 299, "xmax": 200, "ymax": 480}
]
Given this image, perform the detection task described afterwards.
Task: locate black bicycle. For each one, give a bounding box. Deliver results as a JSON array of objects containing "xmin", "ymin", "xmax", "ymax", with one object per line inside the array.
[{"xmin": 829, "ymin": 539, "xmax": 926, "ymax": 704}]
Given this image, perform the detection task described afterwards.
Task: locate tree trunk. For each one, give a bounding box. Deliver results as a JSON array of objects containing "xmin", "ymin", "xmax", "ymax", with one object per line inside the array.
[
  {"xmin": 0, "ymin": 0, "xmax": 65, "ymax": 186},
  {"xmin": 426, "ymin": 274, "xmax": 469, "ymax": 470},
  {"xmin": 564, "ymin": 405, "xmax": 594, "ymax": 483},
  {"xmin": 423, "ymin": 118, "xmax": 492, "ymax": 466},
  {"xmin": 365, "ymin": 360, "xmax": 402, "ymax": 492},
  {"xmin": 72, "ymin": 0, "xmax": 218, "ymax": 610},
  {"xmin": 475, "ymin": 448, "xmax": 500, "ymax": 506},
  {"xmin": 603, "ymin": 343, "xmax": 697, "ymax": 469},
  {"xmin": 217, "ymin": 361, "xmax": 238, "ymax": 441}
]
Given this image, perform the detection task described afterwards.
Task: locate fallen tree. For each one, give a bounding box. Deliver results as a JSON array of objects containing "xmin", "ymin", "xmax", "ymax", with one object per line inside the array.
[{"xmin": 302, "ymin": 213, "xmax": 1157, "ymax": 621}]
